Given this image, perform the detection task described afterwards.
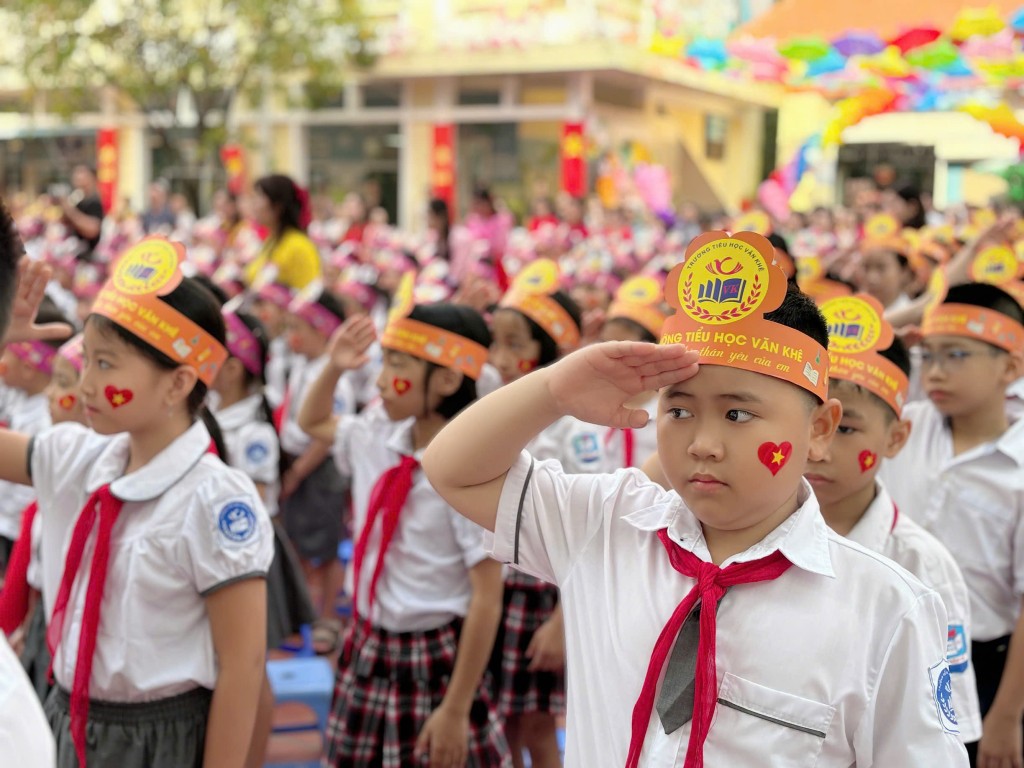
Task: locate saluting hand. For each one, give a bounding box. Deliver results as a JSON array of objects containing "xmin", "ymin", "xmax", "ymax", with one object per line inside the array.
[
  {"xmin": 545, "ymin": 341, "xmax": 699, "ymax": 430},
  {"xmin": 326, "ymin": 314, "xmax": 376, "ymax": 372},
  {"xmin": 1, "ymin": 259, "xmax": 73, "ymax": 347}
]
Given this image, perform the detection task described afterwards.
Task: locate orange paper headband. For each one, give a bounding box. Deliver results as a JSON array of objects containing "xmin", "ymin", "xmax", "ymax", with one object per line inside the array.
[
  {"xmin": 380, "ymin": 316, "xmax": 488, "ymax": 381},
  {"xmin": 500, "ymin": 260, "xmax": 580, "ymax": 350},
  {"xmin": 607, "ymin": 276, "xmax": 667, "ymax": 339},
  {"xmin": 922, "ymin": 303, "xmax": 1024, "ymax": 354},
  {"xmin": 660, "ymin": 231, "xmax": 830, "ymax": 401},
  {"xmin": 820, "ymin": 294, "xmax": 909, "ymax": 416},
  {"xmin": 91, "ymin": 238, "xmax": 228, "ymax": 385}
]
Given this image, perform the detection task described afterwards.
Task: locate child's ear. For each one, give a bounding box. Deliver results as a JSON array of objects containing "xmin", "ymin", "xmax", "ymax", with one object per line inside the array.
[
  {"xmin": 1002, "ymin": 351, "xmax": 1024, "ymax": 386},
  {"xmin": 166, "ymin": 365, "xmax": 199, "ymax": 407},
  {"xmin": 807, "ymin": 397, "xmax": 843, "ymax": 462},
  {"xmin": 883, "ymin": 417, "xmax": 912, "ymax": 459},
  {"xmin": 432, "ymin": 367, "xmax": 464, "ymax": 398}
]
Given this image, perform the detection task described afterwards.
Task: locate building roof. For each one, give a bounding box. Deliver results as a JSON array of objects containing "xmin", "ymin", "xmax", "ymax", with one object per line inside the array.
[{"xmin": 739, "ymin": 0, "xmax": 1023, "ymax": 40}]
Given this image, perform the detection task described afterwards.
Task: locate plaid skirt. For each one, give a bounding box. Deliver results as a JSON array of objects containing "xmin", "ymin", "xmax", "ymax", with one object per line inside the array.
[
  {"xmin": 323, "ymin": 618, "xmax": 512, "ymax": 768},
  {"xmin": 491, "ymin": 571, "xmax": 566, "ymax": 717}
]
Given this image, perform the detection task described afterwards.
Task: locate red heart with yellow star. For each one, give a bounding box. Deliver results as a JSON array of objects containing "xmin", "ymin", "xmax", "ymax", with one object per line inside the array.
[
  {"xmin": 58, "ymin": 394, "xmax": 77, "ymax": 411},
  {"xmin": 104, "ymin": 386, "xmax": 134, "ymax": 409},
  {"xmin": 858, "ymin": 450, "xmax": 878, "ymax": 473},
  {"xmin": 757, "ymin": 441, "xmax": 792, "ymax": 476},
  {"xmin": 392, "ymin": 378, "xmax": 412, "ymax": 396}
]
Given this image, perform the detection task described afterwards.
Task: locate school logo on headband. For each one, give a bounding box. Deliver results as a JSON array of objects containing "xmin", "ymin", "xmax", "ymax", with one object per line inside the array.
[
  {"xmin": 822, "ymin": 296, "xmax": 886, "ymax": 356},
  {"xmin": 678, "ymin": 237, "xmax": 771, "ymax": 325},
  {"xmin": 514, "ymin": 259, "xmax": 561, "ymax": 295},
  {"xmin": 618, "ymin": 276, "xmax": 662, "ymax": 306},
  {"xmin": 111, "ymin": 239, "xmax": 183, "ymax": 296},
  {"xmin": 970, "ymin": 245, "xmax": 1020, "ymax": 285},
  {"xmin": 864, "ymin": 214, "xmax": 901, "ymax": 241},
  {"xmin": 389, "ymin": 271, "xmax": 416, "ymax": 323},
  {"xmin": 732, "ymin": 210, "xmax": 772, "ymax": 237}
]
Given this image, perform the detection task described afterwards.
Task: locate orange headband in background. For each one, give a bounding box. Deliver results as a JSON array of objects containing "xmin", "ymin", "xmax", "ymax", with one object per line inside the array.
[
  {"xmin": 922, "ymin": 303, "xmax": 1024, "ymax": 354},
  {"xmin": 820, "ymin": 294, "xmax": 909, "ymax": 416},
  {"xmin": 607, "ymin": 276, "xmax": 668, "ymax": 339},
  {"xmin": 500, "ymin": 259, "xmax": 580, "ymax": 351},
  {"xmin": 660, "ymin": 231, "xmax": 830, "ymax": 401},
  {"xmin": 861, "ymin": 214, "xmax": 910, "ymax": 256},
  {"xmin": 91, "ymin": 237, "xmax": 228, "ymax": 385},
  {"xmin": 380, "ymin": 272, "xmax": 488, "ymax": 380}
]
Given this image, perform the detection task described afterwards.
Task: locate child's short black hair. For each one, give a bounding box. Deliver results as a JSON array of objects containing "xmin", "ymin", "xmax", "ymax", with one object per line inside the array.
[
  {"xmin": 519, "ymin": 290, "xmax": 583, "ymax": 367},
  {"xmin": 762, "ymin": 285, "xmax": 829, "ymax": 406},
  {"xmin": 407, "ymin": 303, "xmax": 492, "ymax": 420},
  {"xmin": 316, "ymin": 289, "xmax": 347, "ymax": 325},
  {"xmin": 606, "ymin": 316, "xmax": 658, "ymax": 344},
  {"xmin": 35, "ymin": 297, "xmax": 71, "ymax": 350},
  {"xmin": 88, "ymin": 276, "xmax": 229, "ymax": 455},
  {"xmin": 764, "ymin": 284, "xmax": 829, "ymax": 350},
  {"xmin": 942, "ymin": 283, "xmax": 1024, "ymax": 326},
  {"xmin": 830, "ymin": 336, "xmax": 910, "ymax": 422},
  {"xmin": 192, "ymin": 274, "xmax": 229, "ymax": 306}
]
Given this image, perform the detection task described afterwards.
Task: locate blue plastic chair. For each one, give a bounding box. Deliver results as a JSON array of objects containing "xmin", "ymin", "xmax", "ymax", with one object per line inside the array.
[{"xmin": 266, "ymin": 653, "xmax": 334, "ymax": 736}]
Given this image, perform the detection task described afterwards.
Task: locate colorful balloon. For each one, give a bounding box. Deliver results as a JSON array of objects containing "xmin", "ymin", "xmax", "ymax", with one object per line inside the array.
[
  {"xmin": 778, "ymin": 37, "xmax": 831, "ymax": 62},
  {"xmin": 950, "ymin": 7, "xmax": 1006, "ymax": 41},
  {"xmin": 906, "ymin": 39, "xmax": 961, "ymax": 70},
  {"xmin": 889, "ymin": 27, "xmax": 942, "ymax": 53},
  {"xmin": 832, "ymin": 31, "xmax": 886, "ymax": 57}
]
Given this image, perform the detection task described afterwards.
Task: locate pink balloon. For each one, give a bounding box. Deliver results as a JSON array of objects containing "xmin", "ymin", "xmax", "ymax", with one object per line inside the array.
[{"xmin": 758, "ymin": 178, "xmax": 791, "ymax": 221}]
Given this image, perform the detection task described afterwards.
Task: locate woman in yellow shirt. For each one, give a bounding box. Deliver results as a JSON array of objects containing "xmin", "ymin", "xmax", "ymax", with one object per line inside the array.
[{"xmin": 245, "ymin": 174, "xmax": 322, "ymax": 290}]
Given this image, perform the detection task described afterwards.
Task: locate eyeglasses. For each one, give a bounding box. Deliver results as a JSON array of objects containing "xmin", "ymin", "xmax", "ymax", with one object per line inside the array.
[{"xmin": 917, "ymin": 348, "xmax": 997, "ymax": 372}]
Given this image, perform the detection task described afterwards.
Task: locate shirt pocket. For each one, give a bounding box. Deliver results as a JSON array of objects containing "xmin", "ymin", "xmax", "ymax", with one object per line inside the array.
[{"xmin": 709, "ymin": 672, "xmax": 836, "ymax": 766}]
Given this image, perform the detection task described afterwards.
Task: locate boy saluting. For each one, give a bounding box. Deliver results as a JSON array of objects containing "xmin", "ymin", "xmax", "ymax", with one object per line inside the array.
[{"xmin": 425, "ymin": 232, "xmax": 968, "ymax": 766}]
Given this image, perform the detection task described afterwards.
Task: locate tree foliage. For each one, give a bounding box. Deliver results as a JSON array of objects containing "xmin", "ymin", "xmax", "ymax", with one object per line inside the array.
[{"xmin": 1, "ymin": 0, "xmax": 371, "ymax": 199}]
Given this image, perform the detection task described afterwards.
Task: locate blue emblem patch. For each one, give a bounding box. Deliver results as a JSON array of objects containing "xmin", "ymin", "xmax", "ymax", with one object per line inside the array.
[
  {"xmin": 246, "ymin": 442, "xmax": 269, "ymax": 464},
  {"xmin": 218, "ymin": 502, "xmax": 257, "ymax": 545},
  {"xmin": 929, "ymin": 661, "xmax": 959, "ymax": 734},
  {"xmin": 946, "ymin": 623, "xmax": 968, "ymax": 674},
  {"xmin": 572, "ymin": 433, "xmax": 601, "ymax": 464}
]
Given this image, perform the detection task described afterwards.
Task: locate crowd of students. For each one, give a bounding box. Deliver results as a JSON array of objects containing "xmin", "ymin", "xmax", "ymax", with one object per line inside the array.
[{"xmin": 0, "ymin": 169, "xmax": 1021, "ymax": 768}]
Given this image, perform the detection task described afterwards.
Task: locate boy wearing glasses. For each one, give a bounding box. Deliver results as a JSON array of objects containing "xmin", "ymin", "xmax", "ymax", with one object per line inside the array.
[{"xmin": 881, "ymin": 283, "xmax": 1024, "ymax": 767}]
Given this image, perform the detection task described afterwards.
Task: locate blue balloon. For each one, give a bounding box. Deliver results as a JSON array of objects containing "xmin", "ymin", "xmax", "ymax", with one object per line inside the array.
[
  {"xmin": 1011, "ymin": 7, "xmax": 1024, "ymax": 33},
  {"xmin": 940, "ymin": 58, "xmax": 973, "ymax": 77},
  {"xmin": 806, "ymin": 50, "xmax": 847, "ymax": 78},
  {"xmin": 687, "ymin": 39, "xmax": 728, "ymax": 66}
]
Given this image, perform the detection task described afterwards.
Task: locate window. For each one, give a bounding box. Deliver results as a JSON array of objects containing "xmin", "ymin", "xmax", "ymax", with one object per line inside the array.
[{"xmin": 705, "ymin": 114, "xmax": 727, "ymax": 160}]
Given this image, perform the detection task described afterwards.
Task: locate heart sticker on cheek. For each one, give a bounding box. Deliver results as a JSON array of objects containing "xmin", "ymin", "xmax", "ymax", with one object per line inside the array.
[
  {"xmin": 104, "ymin": 385, "xmax": 134, "ymax": 409},
  {"xmin": 858, "ymin": 450, "xmax": 878, "ymax": 473},
  {"xmin": 58, "ymin": 394, "xmax": 77, "ymax": 411},
  {"xmin": 757, "ymin": 441, "xmax": 793, "ymax": 476},
  {"xmin": 392, "ymin": 378, "xmax": 412, "ymax": 396},
  {"xmin": 517, "ymin": 359, "xmax": 538, "ymax": 374}
]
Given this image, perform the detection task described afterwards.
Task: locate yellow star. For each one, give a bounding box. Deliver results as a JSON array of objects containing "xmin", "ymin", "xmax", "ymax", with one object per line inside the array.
[
  {"xmin": 771, "ymin": 450, "xmax": 785, "ymax": 465},
  {"xmin": 864, "ymin": 455, "xmax": 874, "ymax": 467},
  {"xmin": 112, "ymin": 393, "xmax": 125, "ymax": 406}
]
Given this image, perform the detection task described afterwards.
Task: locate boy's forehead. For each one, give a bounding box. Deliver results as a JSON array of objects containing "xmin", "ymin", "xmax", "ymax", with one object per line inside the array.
[
  {"xmin": 659, "ymin": 363, "xmax": 810, "ymax": 405},
  {"xmin": 919, "ymin": 333, "xmax": 990, "ymax": 350}
]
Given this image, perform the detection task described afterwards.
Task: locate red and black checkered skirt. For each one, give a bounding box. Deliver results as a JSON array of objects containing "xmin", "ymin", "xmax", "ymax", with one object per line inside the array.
[
  {"xmin": 323, "ymin": 618, "xmax": 512, "ymax": 767},
  {"xmin": 490, "ymin": 571, "xmax": 566, "ymax": 717}
]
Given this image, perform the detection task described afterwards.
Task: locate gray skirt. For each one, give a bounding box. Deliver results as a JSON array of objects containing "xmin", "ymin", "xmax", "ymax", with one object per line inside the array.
[
  {"xmin": 45, "ymin": 685, "xmax": 212, "ymax": 768},
  {"xmin": 280, "ymin": 456, "xmax": 350, "ymax": 563},
  {"xmin": 267, "ymin": 517, "xmax": 317, "ymax": 649},
  {"xmin": 20, "ymin": 599, "xmax": 51, "ymax": 702}
]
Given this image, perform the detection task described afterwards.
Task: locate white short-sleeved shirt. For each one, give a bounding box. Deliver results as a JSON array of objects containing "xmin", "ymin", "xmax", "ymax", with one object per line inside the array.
[
  {"xmin": 264, "ymin": 335, "xmax": 293, "ymax": 410},
  {"xmin": 280, "ymin": 355, "xmax": 356, "ymax": 456},
  {"xmin": 603, "ymin": 397, "xmax": 658, "ymax": 471},
  {"xmin": 30, "ymin": 420, "xmax": 274, "ymax": 702},
  {"xmin": 528, "ymin": 416, "xmax": 606, "ymax": 475},
  {"xmin": 332, "ymin": 411, "xmax": 490, "ymax": 633},
  {"xmin": 880, "ymin": 400, "xmax": 1024, "ymax": 642},
  {"xmin": 1008, "ymin": 376, "xmax": 1024, "ymax": 420},
  {"xmin": 845, "ymin": 482, "xmax": 982, "ymax": 743},
  {"xmin": 488, "ymin": 455, "xmax": 968, "ymax": 767},
  {"xmin": 215, "ymin": 393, "xmax": 280, "ymax": 516},
  {"xmin": 0, "ymin": 393, "xmax": 50, "ymax": 540},
  {"xmin": 0, "ymin": 634, "xmax": 54, "ymax": 767}
]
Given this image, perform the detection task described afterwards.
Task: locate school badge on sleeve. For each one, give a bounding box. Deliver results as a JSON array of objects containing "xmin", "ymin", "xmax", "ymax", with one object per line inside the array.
[{"xmin": 929, "ymin": 661, "xmax": 959, "ymax": 735}]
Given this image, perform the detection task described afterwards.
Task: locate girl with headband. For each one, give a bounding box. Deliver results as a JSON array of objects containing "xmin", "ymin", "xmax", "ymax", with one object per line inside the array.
[
  {"xmin": 0, "ymin": 238, "xmax": 273, "ymax": 768},
  {"xmin": 489, "ymin": 259, "xmax": 601, "ymax": 768},
  {"xmin": 298, "ymin": 301, "xmax": 510, "ymax": 767},
  {"xmin": 277, "ymin": 284, "xmax": 354, "ymax": 654}
]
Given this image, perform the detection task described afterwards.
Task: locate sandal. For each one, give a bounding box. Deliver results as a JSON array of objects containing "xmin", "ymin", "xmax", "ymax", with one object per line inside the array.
[{"xmin": 311, "ymin": 618, "xmax": 343, "ymax": 655}]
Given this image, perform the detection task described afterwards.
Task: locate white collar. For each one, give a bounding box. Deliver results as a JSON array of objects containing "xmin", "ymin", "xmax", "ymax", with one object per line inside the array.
[
  {"xmin": 215, "ymin": 394, "xmax": 264, "ymax": 430},
  {"xmin": 623, "ymin": 478, "xmax": 835, "ymax": 578},
  {"xmin": 87, "ymin": 420, "xmax": 212, "ymax": 502},
  {"xmin": 843, "ymin": 482, "xmax": 896, "ymax": 553},
  {"xmin": 384, "ymin": 416, "xmax": 425, "ymax": 460}
]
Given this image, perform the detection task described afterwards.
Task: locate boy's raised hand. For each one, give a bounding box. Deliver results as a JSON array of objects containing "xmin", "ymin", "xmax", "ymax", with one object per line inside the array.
[
  {"xmin": 546, "ymin": 341, "xmax": 699, "ymax": 429},
  {"xmin": 326, "ymin": 315, "xmax": 376, "ymax": 372},
  {"xmin": 1, "ymin": 258, "xmax": 73, "ymax": 347}
]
